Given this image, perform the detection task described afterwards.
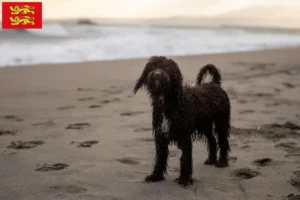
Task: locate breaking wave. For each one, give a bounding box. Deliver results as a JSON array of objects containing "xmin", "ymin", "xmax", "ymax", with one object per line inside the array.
[{"xmin": 1, "ymin": 22, "xmax": 300, "ymax": 67}]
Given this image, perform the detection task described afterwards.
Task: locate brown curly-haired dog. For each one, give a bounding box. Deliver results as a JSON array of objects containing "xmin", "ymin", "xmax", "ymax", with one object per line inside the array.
[{"xmin": 133, "ymin": 56, "xmax": 231, "ymax": 187}]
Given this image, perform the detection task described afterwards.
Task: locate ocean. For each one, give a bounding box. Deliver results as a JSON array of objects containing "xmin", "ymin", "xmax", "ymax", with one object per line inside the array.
[{"xmin": 1, "ymin": 23, "xmax": 300, "ymax": 67}]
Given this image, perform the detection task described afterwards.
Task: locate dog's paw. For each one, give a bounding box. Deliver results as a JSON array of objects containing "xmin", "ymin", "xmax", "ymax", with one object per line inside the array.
[
  {"xmin": 174, "ymin": 177, "xmax": 194, "ymax": 187},
  {"xmin": 204, "ymin": 157, "xmax": 217, "ymax": 165},
  {"xmin": 145, "ymin": 174, "xmax": 165, "ymax": 183},
  {"xmin": 215, "ymin": 160, "xmax": 229, "ymax": 168}
]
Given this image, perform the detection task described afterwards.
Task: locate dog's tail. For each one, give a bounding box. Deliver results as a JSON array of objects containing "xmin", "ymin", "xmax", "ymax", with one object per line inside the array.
[{"xmin": 196, "ymin": 64, "xmax": 222, "ymax": 85}]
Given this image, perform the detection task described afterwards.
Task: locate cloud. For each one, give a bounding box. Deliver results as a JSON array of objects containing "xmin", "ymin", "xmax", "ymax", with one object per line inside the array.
[{"xmin": 1, "ymin": 0, "xmax": 299, "ymax": 19}]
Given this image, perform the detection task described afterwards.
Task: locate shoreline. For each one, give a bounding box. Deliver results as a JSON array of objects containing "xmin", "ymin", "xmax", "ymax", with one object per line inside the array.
[{"xmin": 1, "ymin": 46, "xmax": 299, "ymax": 69}]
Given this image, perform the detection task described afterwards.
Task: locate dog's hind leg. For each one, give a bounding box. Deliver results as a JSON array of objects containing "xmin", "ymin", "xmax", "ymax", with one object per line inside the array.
[
  {"xmin": 145, "ymin": 136, "xmax": 169, "ymax": 182},
  {"xmin": 214, "ymin": 117, "xmax": 230, "ymax": 168},
  {"xmin": 202, "ymin": 124, "xmax": 217, "ymax": 165},
  {"xmin": 176, "ymin": 136, "xmax": 194, "ymax": 187}
]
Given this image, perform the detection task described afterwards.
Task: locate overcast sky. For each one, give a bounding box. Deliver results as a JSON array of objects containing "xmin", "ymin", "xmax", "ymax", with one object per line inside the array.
[{"xmin": 1, "ymin": 0, "xmax": 300, "ymax": 19}]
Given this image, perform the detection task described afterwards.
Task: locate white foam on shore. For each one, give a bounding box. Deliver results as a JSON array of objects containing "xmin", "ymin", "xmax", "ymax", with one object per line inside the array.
[{"xmin": 1, "ymin": 24, "xmax": 300, "ymax": 67}]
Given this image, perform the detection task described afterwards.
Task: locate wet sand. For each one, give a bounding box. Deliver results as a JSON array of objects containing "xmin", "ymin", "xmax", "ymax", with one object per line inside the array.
[{"xmin": 0, "ymin": 48, "xmax": 300, "ymax": 200}]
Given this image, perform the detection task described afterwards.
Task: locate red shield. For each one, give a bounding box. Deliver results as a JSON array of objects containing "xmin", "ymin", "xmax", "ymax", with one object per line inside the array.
[{"xmin": 2, "ymin": 2, "xmax": 42, "ymax": 29}]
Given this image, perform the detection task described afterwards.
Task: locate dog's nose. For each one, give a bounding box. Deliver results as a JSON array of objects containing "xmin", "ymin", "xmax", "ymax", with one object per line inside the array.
[{"xmin": 153, "ymin": 72, "xmax": 161, "ymax": 79}]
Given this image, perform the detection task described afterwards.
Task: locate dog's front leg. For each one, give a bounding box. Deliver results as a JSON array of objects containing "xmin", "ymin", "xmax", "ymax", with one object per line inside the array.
[
  {"xmin": 145, "ymin": 135, "xmax": 169, "ymax": 183},
  {"xmin": 177, "ymin": 137, "xmax": 194, "ymax": 187}
]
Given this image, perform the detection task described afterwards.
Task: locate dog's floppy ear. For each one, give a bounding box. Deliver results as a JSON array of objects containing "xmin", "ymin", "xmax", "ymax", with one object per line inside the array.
[
  {"xmin": 133, "ymin": 56, "xmax": 160, "ymax": 94},
  {"xmin": 133, "ymin": 72, "xmax": 147, "ymax": 94},
  {"xmin": 175, "ymin": 69, "xmax": 183, "ymax": 105},
  {"xmin": 166, "ymin": 58, "xmax": 183, "ymax": 104}
]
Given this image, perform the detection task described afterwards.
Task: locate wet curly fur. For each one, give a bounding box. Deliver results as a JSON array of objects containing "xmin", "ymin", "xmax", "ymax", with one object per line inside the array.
[{"xmin": 133, "ymin": 56, "xmax": 231, "ymax": 187}]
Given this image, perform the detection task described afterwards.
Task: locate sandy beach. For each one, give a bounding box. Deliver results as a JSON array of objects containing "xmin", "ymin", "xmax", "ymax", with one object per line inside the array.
[{"xmin": 0, "ymin": 48, "xmax": 300, "ymax": 200}]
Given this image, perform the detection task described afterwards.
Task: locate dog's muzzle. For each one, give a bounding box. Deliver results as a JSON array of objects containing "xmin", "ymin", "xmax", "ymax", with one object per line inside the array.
[
  {"xmin": 153, "ymin": 71, "xmax": 162, "ymax": 79},
  {"xmin": 152, "ymin": 71, "xmax": 162, "ymax": 90},
  {"xmin": 147, "ymin": 69, "xmax": 169, "ymax": 94}
]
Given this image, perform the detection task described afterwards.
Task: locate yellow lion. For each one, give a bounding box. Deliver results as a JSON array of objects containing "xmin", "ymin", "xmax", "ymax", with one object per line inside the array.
[
  {"xmin": 10, "ymin": 5, "xmax": 35, "ymax": 15},
  {"xmin": 10, "ymin": 16, "xmax": 35, "ymax": 26}
]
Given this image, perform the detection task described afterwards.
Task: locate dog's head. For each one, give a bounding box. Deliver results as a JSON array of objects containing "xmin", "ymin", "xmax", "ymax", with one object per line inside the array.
[{"xmin": 133, "ymin": 56, "xmax": 183, "ymax": 101}]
